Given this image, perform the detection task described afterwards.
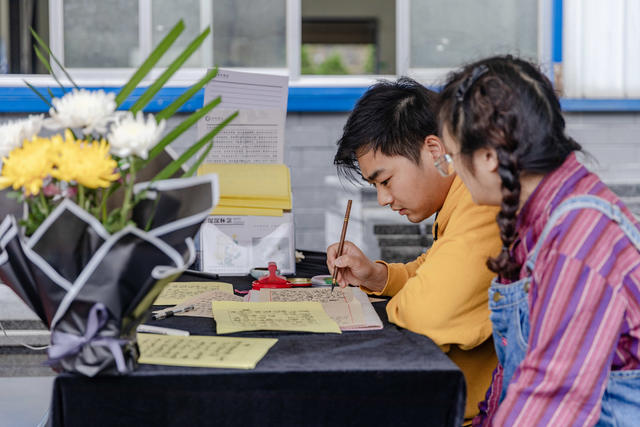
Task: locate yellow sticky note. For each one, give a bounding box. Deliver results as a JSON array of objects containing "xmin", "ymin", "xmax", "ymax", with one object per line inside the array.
[
  {"xmin": 153, "ymin": 281, "xmax": 234, "ymax": 305},
  {"xmin": 137, "ymin": 333, "xmax": 277, "ymax": 369},
  {"xmin": 218, "ymin": 197, "xmax": 291, "ymax": 210},
  {"xmin": 211, "ymin": 205, "xmax": 284, "ymax": 217},
  {"xmin": 211, "ymin": 301, "xmax": 342, "ymax": 334},
  {"xmin": 198, "ymin": 164, "xmax": 291, "ymax": 200}
]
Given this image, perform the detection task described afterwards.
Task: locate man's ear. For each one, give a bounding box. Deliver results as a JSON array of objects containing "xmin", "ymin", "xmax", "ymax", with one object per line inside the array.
[{"xmin": 422, "ymin": 135, "xmax": 445, "ymax": 160}]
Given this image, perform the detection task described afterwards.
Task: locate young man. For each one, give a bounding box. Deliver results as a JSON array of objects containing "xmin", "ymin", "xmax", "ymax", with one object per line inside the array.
[{"xmin": 326, "ymin": 77, "xmax": 501, "ymax": 421}]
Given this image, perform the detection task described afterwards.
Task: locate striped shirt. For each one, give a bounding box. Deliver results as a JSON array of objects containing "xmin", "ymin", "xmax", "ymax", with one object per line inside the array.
[{"xmin": 475, "ymin": 153, "xmax": 640, "ymax": 426}]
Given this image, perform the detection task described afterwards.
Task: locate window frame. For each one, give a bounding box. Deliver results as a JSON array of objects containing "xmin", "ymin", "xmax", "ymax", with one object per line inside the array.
[{"xmin": 4, "ymin": 0, "xmax": 634, "ymax": 113}]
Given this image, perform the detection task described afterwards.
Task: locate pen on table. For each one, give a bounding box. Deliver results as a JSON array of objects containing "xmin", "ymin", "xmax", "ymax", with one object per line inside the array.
[
  {"xmin": 184, "ymin": 269, "xmax": 219, "ymax": 280},
  {"xmin": 331, "ymin": 199, "xmax": 353, "ymax": 294},
  {"xmin": 151, "ymin": 304, "xmax": 195, "ymax": 320},
  {"xmin": 136, "ymin": 324, "xmax": 190, "ymax": 336}
]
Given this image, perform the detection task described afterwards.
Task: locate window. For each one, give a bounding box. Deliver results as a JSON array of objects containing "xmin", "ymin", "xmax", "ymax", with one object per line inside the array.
[
  {"xmin": 212, "ymin": 0, "xmax": 286, "ymax": 68},
  {"xmin": 0, "ymin": 0, "xmax": 48, "ymax": 74},
  {"xmin": 408, "ymin": 0, "xmax": 539, "ymax": 80},
  {"xmin": 301, "ymin": 0, "xmax": 396, "ymax": 76},
  {"xmin": 1, "ymin": 0, "xmax": 559, "ymax": 112},
  {"xmin": 63, "ymin": 0, "xmax": 139, "ymax": 68}
]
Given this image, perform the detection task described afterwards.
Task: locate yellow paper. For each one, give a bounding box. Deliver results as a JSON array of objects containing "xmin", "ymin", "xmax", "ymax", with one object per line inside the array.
[
  {"xmin": 198, "ymin": 164, "xmax": 291, "ymax": 200},
  {"xmin": 153, "ymin": 281, "xmax": 234, "ymax": 305},
  {"xmin": 211, "ymin": 205, "xmax": 283, "ymax": 217},
  {"xmin": 218, "ymin": 197, "xmax": 291, "ymax": 209},
  {"xmin": 211, "ymin": 301, "xmax": 342, "ymax": 334},
  {"xmin": 257, "ymin": 288, "xmax": 366, "ymax": 330},
  {"xmin": 137, "ymin": 333, "xmax": 277, "ymax": 369}
]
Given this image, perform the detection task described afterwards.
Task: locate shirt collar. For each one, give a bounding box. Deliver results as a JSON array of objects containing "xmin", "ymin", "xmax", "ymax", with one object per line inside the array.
[
  {"xmin": 434, "ymin": 175, "xmax": 465, "ymax": 237},
  {"xmin": 515, "ymin": 152, "xmax": 586, "ymax": 239}
]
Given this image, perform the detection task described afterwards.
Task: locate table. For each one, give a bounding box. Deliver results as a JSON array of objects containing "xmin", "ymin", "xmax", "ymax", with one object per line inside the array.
[{"xmin": 49, "ymin": 271, "xmax": 466, "ymax": 427}]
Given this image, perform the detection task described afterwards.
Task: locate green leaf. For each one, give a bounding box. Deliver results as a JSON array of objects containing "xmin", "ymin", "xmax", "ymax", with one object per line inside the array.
[
  {"xmin": 30, "ymin": 27, "xmax": 78, "ymax": 89},
  {"xmin": 152, "ymin": 111, "xmax": 238, "ymax": 182},
  {"xmin": 146, "ymin": 95, "xmax": 221, "ymax": 162},
  {"xmin": 129, "ymin": 26, "xmax": 211, "ymax": 114},
  {"xmin": 33, "ymin": 46, "xmax": 65, "ymax": 91},
  {"xmin": 23, "ymin": 79, "xmax": 54, "ymax": 110},
  {"xmin": 115, "ymin": 20, "xmax": 185, "ymax": 107},
  {"xmin": 183, "ymin": 141, "xmax": 213, "ymax": 177},
  {"xmin": 155, "ymin": 67, "xmax": 218, "ymax": 121}
]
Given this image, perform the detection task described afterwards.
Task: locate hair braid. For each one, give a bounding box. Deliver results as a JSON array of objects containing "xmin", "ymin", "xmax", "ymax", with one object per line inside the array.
[
  {"xmin": 438, "ymin": 55, "xmax": 583, "ymax": 280},
  {"xmin": 487, "ymin": 146, "xmax": 522, "ymax": 280}
]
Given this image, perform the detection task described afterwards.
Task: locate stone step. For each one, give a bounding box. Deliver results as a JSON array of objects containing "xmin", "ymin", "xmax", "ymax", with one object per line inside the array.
[
  {"xmin": 373, "ymin": 224, "xmax": 422, "ymax": 235},
  {"xmin": 377, "ymin": 234, "xmax": 433, "ymax": 247},
  {"xmin": 380, "ymin": 246, "xmax": 427, "ymax": 264}
]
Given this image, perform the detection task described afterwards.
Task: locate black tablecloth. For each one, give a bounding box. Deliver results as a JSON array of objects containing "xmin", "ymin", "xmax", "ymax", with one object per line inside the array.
[{"xmin": 49, "ymin": 270, "xmax": 466, "ymax": 427}]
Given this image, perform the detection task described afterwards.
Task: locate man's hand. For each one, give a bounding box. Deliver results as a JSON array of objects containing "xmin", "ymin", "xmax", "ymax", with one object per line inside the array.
[{"xmin": 326, "ymin": 241, "xmax": 388, "ymax": 292}]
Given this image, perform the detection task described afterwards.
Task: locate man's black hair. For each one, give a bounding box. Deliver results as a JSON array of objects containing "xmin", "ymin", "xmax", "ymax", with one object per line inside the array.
[{"xmin": 334, "ymin": 76, "xmax": 439, "ymax": 182}]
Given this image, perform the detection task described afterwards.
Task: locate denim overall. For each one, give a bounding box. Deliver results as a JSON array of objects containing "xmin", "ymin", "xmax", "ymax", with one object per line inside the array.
[{"xmin": 488, "ymin": 195, "xmax": 640, "ymax": 425}]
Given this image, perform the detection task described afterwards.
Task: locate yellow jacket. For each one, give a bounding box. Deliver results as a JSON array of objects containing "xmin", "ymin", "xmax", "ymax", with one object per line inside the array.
[{"xmin": 362, "ymin": 176, "xmax": 501, "ymax": 420}]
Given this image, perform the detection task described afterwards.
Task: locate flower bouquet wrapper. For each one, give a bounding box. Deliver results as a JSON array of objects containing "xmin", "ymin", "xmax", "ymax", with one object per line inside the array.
[{"xmin": 0, "ymin": 173, "xmax": 219, "ymax": 376}]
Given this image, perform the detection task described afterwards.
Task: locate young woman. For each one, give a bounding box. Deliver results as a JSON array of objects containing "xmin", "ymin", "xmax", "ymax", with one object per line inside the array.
[{"xmin": 437, "ymin": 55, "xmax": 640, "ymax": 426}]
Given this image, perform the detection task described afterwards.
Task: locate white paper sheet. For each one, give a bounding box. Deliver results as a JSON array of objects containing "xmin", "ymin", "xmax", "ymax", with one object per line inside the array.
[{"xmin": 198, "ymin": 69, "xmax": 289, "ymax": 164}]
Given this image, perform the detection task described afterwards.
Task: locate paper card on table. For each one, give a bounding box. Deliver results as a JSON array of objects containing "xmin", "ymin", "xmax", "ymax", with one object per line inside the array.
[
  {"xmin": 154, "ymin": 290, "xmax": 244, "ymax": 318},
  {"xmin": 153, "ymin": 281, "xmax": 234, "ymax": 305},
  {"xmin": 211, "ymin": 301, "xmax": 341, "ymax": 334},
  {"xmin": 257, "ymin": 287, "xmax": 355, "ymax": 303},
  {"xmin": 137, "ymin": 333, "xmax": 277, "ymax": 369},
  {"xmin": 256, "ymin": 287, "xmax": 378, "ymax": 331}
]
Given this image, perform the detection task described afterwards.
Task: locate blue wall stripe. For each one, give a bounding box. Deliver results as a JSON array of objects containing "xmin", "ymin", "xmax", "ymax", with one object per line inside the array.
[
  {"xmin": 560, "ymin": 98, "xmax": 640, "ymax": 112},
  {"xmin": 0, "ymin": 86, "xmax": 369, "ymax": 113},
  {"xmin": 2, "ymin": 86, "xmax": 640, "ymax": 113},
  {"xmin": 552, "ymin": 0, "xmax": 563, "ymax": 63}
]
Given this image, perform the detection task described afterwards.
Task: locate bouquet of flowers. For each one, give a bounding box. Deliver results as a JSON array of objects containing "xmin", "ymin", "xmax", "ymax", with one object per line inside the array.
[{"xmin": 0, "ymin": 21, "xmax": 235, "ymax": 376}]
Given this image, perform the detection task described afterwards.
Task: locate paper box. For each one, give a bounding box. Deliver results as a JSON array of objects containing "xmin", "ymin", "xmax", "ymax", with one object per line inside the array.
[{"xmin": 199, "ymin": 213, "xmax": 295, "ymax": 275}]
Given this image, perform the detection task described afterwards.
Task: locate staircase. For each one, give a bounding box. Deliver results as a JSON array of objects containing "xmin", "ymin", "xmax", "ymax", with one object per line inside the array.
[{"xmin": 374, "ymin": 224, "xmax": 433, "ymax": 264}]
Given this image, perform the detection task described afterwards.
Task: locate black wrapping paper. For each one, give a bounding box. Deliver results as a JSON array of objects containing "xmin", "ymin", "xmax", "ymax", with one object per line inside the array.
[{"xmin": 0, "ymin": 174, "xmax": 218, "ymax": 376}]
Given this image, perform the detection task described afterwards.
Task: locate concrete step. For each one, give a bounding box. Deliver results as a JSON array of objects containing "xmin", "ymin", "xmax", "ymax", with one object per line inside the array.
[
  {"xmin": 380, "ymin": 246, "xmax": 427, "ymax": 264},
  {"xmin": 377, "ymin": 234, "xmax": 433, "ymax": 247},
  {"xmin": 373, "ymin": 224, "xmax": 422, "ymax": 235}
]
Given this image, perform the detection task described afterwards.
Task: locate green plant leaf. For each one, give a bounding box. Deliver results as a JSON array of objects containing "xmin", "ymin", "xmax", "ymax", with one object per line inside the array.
[
  {"xmin": 146, "ymin": 95, "xmax": 221, "ymax": 163},
  {"xmin": 129, "ymin": 26, "xmax": 211, "ymax": 114},
  {"xmin": 183, "ymin": 141, "xmax": 213, "ymax": 177},
  {"xmin": 33, "ymin": 45, "xmax": 65, "ymax": 91},
  {"xmin": 30, "ymin": 27, "xmax": 79, "ymax": 89},
  {"xmin": 155, "ymin": 67, "xmax": 219, "ymax": 122},
  {"xmin": 23, "ymin": 80, "xmax": 54, "ymax": 110},
  {"xmin": 115, "ymin": 20, "xmax": 185, "ymax": 107},
  {"xmin": 152, "ymin": 111, "xmax": 238, "ymax": 182}
]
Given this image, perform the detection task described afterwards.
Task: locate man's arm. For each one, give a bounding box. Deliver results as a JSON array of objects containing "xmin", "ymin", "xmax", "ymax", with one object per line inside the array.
[{"xmin": 386, "ymin": 230, "xmax": 498, "ymax": 350}]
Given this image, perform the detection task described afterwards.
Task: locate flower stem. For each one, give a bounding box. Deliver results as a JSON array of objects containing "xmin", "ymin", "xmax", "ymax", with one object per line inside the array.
[
  {"xmin": 38, "ymin": 191, "xmax": 50, "ymax": 216},
  {"xmin": 119, "ymin": 156, "xmax": 137, "ymax": 229},
  {"xmin": 78, "ymin": 185, "xmax": 85, "ymax": 210}
]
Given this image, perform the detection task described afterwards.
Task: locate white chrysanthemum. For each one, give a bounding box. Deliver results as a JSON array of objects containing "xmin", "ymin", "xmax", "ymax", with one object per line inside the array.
[
  {"xmin": 0, "ymin": 114, "xmax": 44, "ymax": 159},
  {"xmin": 44, "ymin": 89, "xmax": 118, "ymax": 134},
  {"xmin": 107, "ymin": 111, "xmax": 165, "ymax": 159}
]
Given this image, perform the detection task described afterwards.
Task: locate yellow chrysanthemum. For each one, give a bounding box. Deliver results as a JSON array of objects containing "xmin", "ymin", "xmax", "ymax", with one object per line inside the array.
[
  {"xmin": 0, "ymin": 136, "xmax": 55, "ymax": 196},
  {"xmin": 51, "ymin": 131, "xmax": 120, "ymax": 188}
]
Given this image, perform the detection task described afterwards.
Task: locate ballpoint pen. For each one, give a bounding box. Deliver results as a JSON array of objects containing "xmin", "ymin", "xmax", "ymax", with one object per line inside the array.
[
  {"xmin": 151, "ymin": 304, "xmax": 195, "ymax": 320},
  {"xmin": 331, "ymin": 199, "xmax": 352, "ymax": 294}
]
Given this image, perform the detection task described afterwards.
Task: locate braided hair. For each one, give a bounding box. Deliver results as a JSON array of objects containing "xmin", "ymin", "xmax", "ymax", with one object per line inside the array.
[{"xmin": 438, "ymin": 55, "xmax": 581, "ymax": 280}]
